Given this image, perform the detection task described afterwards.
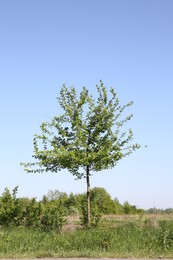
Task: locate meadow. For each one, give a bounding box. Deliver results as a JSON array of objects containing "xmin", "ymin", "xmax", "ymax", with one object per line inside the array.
[{"xmin": 0, "ymin": 214, "xmax": 173, "ymax": 258}]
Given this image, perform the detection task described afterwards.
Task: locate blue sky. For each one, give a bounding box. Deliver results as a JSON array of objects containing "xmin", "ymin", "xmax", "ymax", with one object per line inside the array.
[{"xmin": 1, "ymin": 0, "xmax": 173, "ymax": 209}]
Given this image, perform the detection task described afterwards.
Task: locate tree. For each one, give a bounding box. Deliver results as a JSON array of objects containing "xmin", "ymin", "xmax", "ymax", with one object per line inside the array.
[
  {"xmin": 80, "ymin": 187, "xmax": 118, "ymax": 226},
  {"xmin": 123, "ymin": 201, "xmax": 143, "ymax": 214},
  {"xmin": 46, "ymin": 189, "xmax": 68, "ymax": 201},
  {"xmin": 0, "ymin": 186, "xmax": 21, "ymax": 226},
  {"xmin": 21, "ymin": 80, "xmax": 140, "ymax": 226},
  {"xmin": 90, "ymin": 187, "xmax": 117, "ymax": 214}
]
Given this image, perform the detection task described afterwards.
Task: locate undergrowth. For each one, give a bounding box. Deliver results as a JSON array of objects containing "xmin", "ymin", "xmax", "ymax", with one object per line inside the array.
[{"xmin": 0, "ymin": 219, "xmax": 173, "ymax": 258}]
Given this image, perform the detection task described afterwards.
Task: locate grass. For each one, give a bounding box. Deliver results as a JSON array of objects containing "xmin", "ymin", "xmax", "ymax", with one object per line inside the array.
[{"xmin": 0, "ymin": 215, "xmax": 173, "ymax": 258}]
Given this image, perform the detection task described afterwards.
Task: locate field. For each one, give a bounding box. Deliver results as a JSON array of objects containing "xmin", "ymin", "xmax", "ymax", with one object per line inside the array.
[{"xmin": 0, "ymin": 214, "xmax": 173, "ymax": 258}]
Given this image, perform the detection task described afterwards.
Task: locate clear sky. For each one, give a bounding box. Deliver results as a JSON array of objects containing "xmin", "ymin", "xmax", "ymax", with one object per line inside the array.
[{"xmin": 1, "ymin": 0, "xmax": 173, "ymax": 209}]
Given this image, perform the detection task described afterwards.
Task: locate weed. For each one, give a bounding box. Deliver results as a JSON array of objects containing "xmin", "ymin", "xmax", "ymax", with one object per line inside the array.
[{"xmin": 0, "ymin": 216, "xmax": 173, "ymax": 258}]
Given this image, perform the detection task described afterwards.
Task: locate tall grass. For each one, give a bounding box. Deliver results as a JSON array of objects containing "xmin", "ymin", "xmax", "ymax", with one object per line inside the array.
[{"xmin": 0, "ymin": 217, "xmax": 173, "ymax": 258}]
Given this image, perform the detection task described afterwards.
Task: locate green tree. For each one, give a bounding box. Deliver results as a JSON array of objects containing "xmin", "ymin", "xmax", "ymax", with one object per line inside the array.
[
  {"xmin": 40, "ymin": 201, "xmax": 66, "ymax": 232},
  {"xmin": 46, "ymin": 189, "xmax": 68, "ymax": 201},
  {"xmin": 80, "ymin": 187, "xmax": 118, "ymax": 226},
  {"xmin": 123, "ymin": 201, "xmax": 143, "ymax": 214},
  {"xmin": 90, "ymin": 187, "xmax": 116, "ymax": 214},
  {"xmin": 114, "ymin": 197, "xmax": 124, "ymax": 214},
  {"xmin": 0, "ymin": 186, "xmax": 23, "ymax": 226},
  {"xmin": 21, "ymin": 81, "xmax": 140, "ymax": 226}
]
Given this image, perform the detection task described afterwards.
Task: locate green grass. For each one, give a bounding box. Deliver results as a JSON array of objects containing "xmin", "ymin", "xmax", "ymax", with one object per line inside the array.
[{"xmin": 1, "ymin": 218, "xmax": 173, "ymax": 258}]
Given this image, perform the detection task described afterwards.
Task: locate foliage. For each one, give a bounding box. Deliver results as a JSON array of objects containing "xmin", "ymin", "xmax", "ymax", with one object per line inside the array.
[
  {"xmin": 123, "ymin": 201, "xmax": 143, "ymax": 214},
  {"xmin": 90, "ymin": 187, "xmax": 117, "ymax": 214},
  {"xmin": 80, "ymin": 187, "xmax": 122, "ymax": 226},
  {"xmin": 0, "ymin": 187, "xmax": 66, "ymax": 232},
  {"xmin": 0, "ymin": 186, "xmax": 22, "ymax": 226},
  {"xmin": 21, "ymin": 81, "xmax": 140, "ymax": 225},
  {"xmin": 0, "ymin": 186, "xmax": 145, "ymax": 230},
  {"xmin": 46, "ymin": 189, "xmax": 68, "ymax": 201},
  {"xmin": 114, "ymin": 197, "xmax": 124, "ymax": 214},
  {"xmin": 40, "ymin": 201, "xmax": 66, "ymax": 232},
  {"xmin": 145, "ymin": 207, "xmax": 173, "ymax": 214}
]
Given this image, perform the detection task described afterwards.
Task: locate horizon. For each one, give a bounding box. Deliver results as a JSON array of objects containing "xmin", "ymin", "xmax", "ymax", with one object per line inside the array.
[{"xmin": 1, "ymin": 0, "xmax": 173, "ymax": 210}]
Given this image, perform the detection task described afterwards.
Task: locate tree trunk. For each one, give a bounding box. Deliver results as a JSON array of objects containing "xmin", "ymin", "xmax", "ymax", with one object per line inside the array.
[{"xmin": 86, "ymin": 165, "xmax": 90, "ymax": 226}]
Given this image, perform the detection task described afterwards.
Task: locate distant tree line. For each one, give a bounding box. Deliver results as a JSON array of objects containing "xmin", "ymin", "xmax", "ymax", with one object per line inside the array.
[
  {"xmin": 145, "ymin": 207, "xmax": 173, "ymax": 214},
  {"xmin": 0, "ymin": 186, "xmax": 144, "ymax": 231}
]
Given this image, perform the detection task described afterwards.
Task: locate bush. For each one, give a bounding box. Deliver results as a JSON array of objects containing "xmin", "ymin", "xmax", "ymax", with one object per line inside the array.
[{"xmin": 0, "ymin": 187, "xmax": 66, "ymax": 232}]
